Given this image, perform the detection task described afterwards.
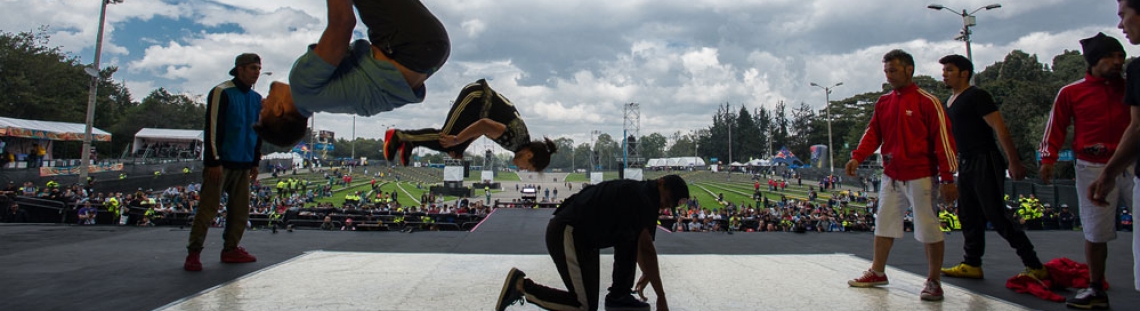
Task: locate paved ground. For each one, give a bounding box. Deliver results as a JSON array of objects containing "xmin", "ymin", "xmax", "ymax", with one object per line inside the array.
[{"xmin": 1, "ymin": 208, "xmax": 1136, "ymax": 310}]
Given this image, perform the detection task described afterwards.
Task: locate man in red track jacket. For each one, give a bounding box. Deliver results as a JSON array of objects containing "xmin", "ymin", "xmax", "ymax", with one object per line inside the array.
[
  {"xmin": 1042, "ymin": 32, "xmax": 1132, "ymax": 309},
  {"xmin": 844, "ymin": 49, "xmax": 958, "ymax": 302}
]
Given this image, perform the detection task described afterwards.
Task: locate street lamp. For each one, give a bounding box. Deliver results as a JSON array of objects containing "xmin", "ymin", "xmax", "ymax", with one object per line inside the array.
[
  {"xmin": 810, "ymin": 81, "xmax": 843, "ymax": 177},
  {"xmin": 79, "ymin": 0, "xmax": 124, "ymax": 184},
  {"xmin": 927, "ymin": 3, "xmax": 1002, "ymax": 66},
  {"xmin": 350, "ymin": 116, "xmax": 356, "ymax": 160}
]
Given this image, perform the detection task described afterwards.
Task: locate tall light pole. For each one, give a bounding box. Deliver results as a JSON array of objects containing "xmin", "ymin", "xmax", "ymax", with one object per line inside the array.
[
  {"xmin": 350, "ymin": 116, "xmax": 356, "ymax": 160},
  {"xmin": 79, "ymin": 0, "xmax": 124, "ymax": 183},
  {"xmin": 810, "ymin": 81, "xmax": 843, "ymax": 176},
  {"xmin": 728, "ymin": 120, "xmax": 733, "ymax": 164},
  {"xmin": 928, "ymin": 3, "xmax": 1002, "ymax": 83}
]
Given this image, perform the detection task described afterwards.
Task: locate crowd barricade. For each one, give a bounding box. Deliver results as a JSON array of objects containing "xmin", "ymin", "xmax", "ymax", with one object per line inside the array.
[
  {"xmin": 282, "ymin": 209, "xmax": 485, "ymax": 232},
  {"xmin": 493, "ymin": 202, "xmax": 559, "ymax": 209},
  {"xmin": 12, "ymin": 196, "xmax": 68, "ymax": 223}
]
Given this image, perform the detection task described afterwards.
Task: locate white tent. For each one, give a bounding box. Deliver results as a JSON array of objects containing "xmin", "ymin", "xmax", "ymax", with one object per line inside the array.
[
  {"xmin": 646, "ymin": 158, "xmax": 665, "ymax": 168},
  {"xmin": 263, "ymin": 152, "xmax": 303, "ymax": 161},
  {"xmin": 647, "ymin": 157, "xmax": 706, "ymax": 168},
  {"xmin": 747, "ymin": 159, "xmax": 771, "ymax": 166},
  {"xmin": 132, "ymin": 128, "xmax": 204, "ymax": 158},
  {"xmin": 0, "ymin": 116, "xmax": 111, "ymax": 142},
  {"xmin": 263, "ymin": 152, "xmax": 304, "ymax": 169},
  {"xmin": 0, "ymin": 116, "xmax": 113, "ymax": 163}
]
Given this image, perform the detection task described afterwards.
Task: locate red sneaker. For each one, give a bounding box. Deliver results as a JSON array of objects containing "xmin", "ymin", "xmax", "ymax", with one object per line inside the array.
[
  {"xmin": 848, "ymin": 270, "xmax": 889, "ymax": 287},
  {"xmin": 384, "ymin": 129, "xmax": 400, "ymax": 162},
  {"xmin": 221, "ymin": 247, "xmax": 258, "ymax": 263},
  {"xmin": 184, "ymin": 251, "xmax": 202, "ymax": 271},
  {"xmin": 920, "ymin": 279, "xmax": 944, "ymax": 301}
]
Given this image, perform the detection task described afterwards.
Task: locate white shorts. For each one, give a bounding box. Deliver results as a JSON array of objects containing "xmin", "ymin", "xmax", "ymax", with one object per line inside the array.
[
  {"xmin": 1074, "ymin": 160, "xmax": 1133, "ymax": 243},
  {"xmin": 874, "ymin": 176, "xmax": 943, "ymax": 243},
  {"xmin": 1132, "ymin": 177, "xmax": 1140, "ymax": 291}
]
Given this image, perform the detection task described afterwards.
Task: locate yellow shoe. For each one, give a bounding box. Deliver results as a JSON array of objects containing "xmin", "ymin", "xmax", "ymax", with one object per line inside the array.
[
  {"xmin": 941, "ymin": 263, "xmax": 984, "ymax": 279},
  {"xmin": 1019, "ymin": 266, "xmax": 1049, "ymax": 281}
]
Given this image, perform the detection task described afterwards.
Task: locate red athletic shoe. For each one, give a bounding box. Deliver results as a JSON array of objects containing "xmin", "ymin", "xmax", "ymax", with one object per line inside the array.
[
  {"xmin": 920, "ymin": 279, "xmax": 944, "ymax": 301},
  {"xmin": 184, "ymin": 251, "xmax": 202, "ymax": 271},
  {"xmin": 220, "ymin": 247, "xmax": 258, "ymax": 263},
  {"xmin": 848, "ymin": 270, "xmax": 889, "ymax": 287},
  {"xmin": 384, "ymin": 129, "xmax": 400, "ymax": 162}
]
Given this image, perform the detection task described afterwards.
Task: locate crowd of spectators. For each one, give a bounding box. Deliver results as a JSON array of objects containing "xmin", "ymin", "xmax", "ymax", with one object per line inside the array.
[{"xmin": 661, "ymin": 191, "xmax": 879, "ymax": 234}]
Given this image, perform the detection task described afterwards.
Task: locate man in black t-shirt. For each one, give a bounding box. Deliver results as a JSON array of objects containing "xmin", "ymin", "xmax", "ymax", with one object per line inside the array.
[
  {"xmin": 1087, "ymin": 0, "xmax": 1140, "ymax": 300},
  {"xmin": 936, "ymin": 55, "xmax": 1047, "ymax": 282},
  {"xmin": 495, "ymin": 175, "xmax": 689, "ymax": 311}
]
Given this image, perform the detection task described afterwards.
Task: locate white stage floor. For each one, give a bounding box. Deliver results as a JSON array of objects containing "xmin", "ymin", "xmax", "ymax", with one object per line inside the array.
[{"xmin": 157, "ymin": 251, "xmax": 1028, "ymax": 311}]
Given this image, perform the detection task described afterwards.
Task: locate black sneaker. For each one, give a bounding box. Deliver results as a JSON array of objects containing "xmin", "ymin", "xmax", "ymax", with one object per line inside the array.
[
  {"xmin": 383, "ymin": 129, "xmax": 400, "ymax": 162},
  {"xmin": 496, "ymin": 268, "xmax": 526, "ymax": 311},
  {"xmin": 1066, "ymin": 287, "xmax": 1109, "ymax": 310},
  {"xmin": 604, "ymin": 293, "xmax": 649, "ymax": 311}
]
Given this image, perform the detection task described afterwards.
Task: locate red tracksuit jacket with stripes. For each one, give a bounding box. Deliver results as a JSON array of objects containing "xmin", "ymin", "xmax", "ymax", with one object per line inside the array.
[
  {"xmin": 1038, "ymin": 73, "xmax": 1129, "ymax": 165},
  {"xmin": 852, "ymin": 83, "xmax": 958, "ymax": 183}
]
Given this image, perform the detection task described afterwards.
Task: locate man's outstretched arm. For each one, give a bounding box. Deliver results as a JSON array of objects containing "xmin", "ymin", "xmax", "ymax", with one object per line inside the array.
[
  {"xmin": 313, "ymin": 0, "xmax": 355, "ymax": 66},
  {"xmin": 636, "ymin": 227, "xmax": 668, "ymax": 310}
]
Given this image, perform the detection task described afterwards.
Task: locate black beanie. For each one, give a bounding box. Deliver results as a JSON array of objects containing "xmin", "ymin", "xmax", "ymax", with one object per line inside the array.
[
  {"xmin": 660, "ymin": 175, "xmax": 689, "ymax": 205},
  {"xmin": 1080, "ymin": 32, "xmax": 1125, "ymax": 66}
]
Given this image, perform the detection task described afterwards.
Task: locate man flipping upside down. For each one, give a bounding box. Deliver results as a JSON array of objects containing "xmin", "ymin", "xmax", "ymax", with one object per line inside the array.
[{"xmin": 255, "ymin": 0, "xmax": 450, "ymax": 147}]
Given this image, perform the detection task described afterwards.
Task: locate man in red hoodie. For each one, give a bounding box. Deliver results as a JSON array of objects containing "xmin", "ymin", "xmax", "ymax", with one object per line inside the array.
[
  {"xmin": 845, "ymin": 49, "xmax": 958, "ymax": 302},
  {"xmin": 1048, "ymin": 31, "xmax": 1133, "ymax": 309}
]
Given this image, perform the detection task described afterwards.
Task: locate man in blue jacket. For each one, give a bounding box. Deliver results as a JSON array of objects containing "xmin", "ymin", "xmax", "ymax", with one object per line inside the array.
[{"xmin": 184, "ymin": 53, "xmax": 264, "ymax": 271}]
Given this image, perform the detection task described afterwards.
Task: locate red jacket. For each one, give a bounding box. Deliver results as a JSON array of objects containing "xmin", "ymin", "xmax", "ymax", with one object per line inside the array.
[
  {"xmin": 1039, "ymin": 74, "xmax": 1129, "ymax": 165},
  {"xmin": 851, "ymin": 83, "xmax": 957, "ymax": 182}
]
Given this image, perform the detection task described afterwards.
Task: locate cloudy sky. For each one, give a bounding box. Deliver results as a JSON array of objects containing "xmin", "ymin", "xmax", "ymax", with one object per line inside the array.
[{"xmin": 2, "ymin": 0, "xmax": 1137, "ymax": 154}]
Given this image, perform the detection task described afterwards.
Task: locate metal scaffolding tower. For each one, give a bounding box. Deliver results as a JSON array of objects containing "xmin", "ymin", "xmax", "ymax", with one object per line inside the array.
[{"xmin": 623, "ymin": 103, "xmax": 642, "ymax": 168}]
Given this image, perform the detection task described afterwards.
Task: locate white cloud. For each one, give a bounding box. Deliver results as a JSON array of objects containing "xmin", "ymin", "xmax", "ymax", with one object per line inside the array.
[{"xmin": 1, "ymin": 0, "xmax": 1130, "ymax": 154}]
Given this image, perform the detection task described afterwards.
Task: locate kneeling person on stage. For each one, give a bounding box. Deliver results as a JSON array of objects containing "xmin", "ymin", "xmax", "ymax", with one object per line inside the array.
[
  {"xmin": 495, "ymin": 175, "xmax": 690, "ymax": 311},
  {"xmin": 383, "ymin": 79, "xmax": 555, "ymax": 171},
  {"xmin": 255, "ymin": 0, "xmax": 450, "ymax": 147}
]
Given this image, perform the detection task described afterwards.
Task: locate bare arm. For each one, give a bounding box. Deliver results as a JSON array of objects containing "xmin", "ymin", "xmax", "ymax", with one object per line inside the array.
[
  {"xmin": 981, "ymin": 111, "xmax": 1026, "ymax": 180},
  {"xmin": 313, "ymin": 0, "xmax": 355, "ymax": 66},
  {"xmin": 636, "ymin": 228, "xmax": 666, "ymax": 306}
]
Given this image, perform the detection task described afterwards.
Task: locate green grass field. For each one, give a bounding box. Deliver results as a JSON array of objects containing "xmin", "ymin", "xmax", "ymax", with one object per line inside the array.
[{"xmin": 270, "ymin": 167, "xmax": 869, "ymax": 214}]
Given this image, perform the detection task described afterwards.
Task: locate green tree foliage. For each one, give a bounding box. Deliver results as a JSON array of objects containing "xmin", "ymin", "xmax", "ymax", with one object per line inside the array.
[
  {"xmin": 0, "ymin": 28, "xmax": 140, "ymax": 159},
  {"xmin": 594, "ymin": 133, "xmax": 619, "ymax": 169},
  {"xmin": 548, "ymin": 137, "xmax": 575, "ymax": 169},
  {"xmin": 110, "ymin": 88, "xmax": 205, "ymax": 155},
  {"xmin": 789, "ymin": 102, "xmax": 816, "ymax": 163},
  {"xmin": 638, "ymin": 132, "xmax": 667, "ymax": 160},
  {"xmin": 0, "ymin": 28, "xmax": 89, "ymax": 122}
]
